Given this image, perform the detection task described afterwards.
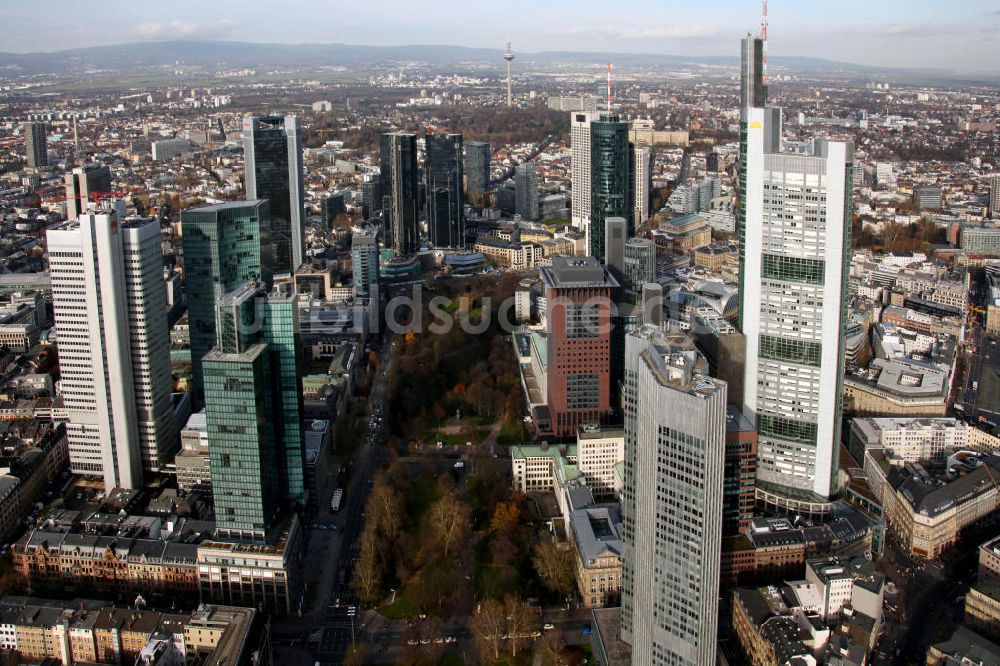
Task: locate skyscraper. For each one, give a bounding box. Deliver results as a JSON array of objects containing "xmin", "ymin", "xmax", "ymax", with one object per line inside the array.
[
  {"xmin": 320, "ymin": 192, "xmax": 346, "ymax": 230},
  {"xmin": 23, "ymin": 122, "xmax": 48, "ymax": 169},
  {"xmin": 739, "ymin": 107, "xmax": 853, "ymax": 509},
  {"xmin": 540, "ymin": 257, "xmax": 617, "ymax": 438},
  {"xmin": 622, "ymin": 325, "xmax": 725, "ymax": 666},
  {"xmin": 515, "ymin": 163, "xmax": 540, "ymax": 221},
  {"xmin": 623, "ymin": 237, "xmax": 656, "ymax": 304},
  {"xmin": 380, "ymin": 133, "xmax": 419, "ymax": 256},
  {"xmin": 48, "ymin": 206, "xmax": 177, "ymax": 489},
  {"xmin": 426, "ymin": 132, "xmax": 465, "ymax": 248},
  {"xmin": 182, "ymin": 200, "xmax": 272, "ymax": 403},
  {"xmin": 740, "ymin": 35, "xmax": 768, "ymax": 119},
  {"xmin": 362, "ymin": 179, "xmax": 382, "ymax": 220},
  {"xmin": 990, "ymin": 175, "xmax": 1000, "ymax": 217},
  {"xmin": 465, "ymin": 141, "xmax": 491, "ymax": 197},
  {"xmin": 243, "ymin": 115, "xmax": 305, "ymax": 275},
  {"xmin": 204, "ymin": 282, "xmax": 306, "ymax": 540},
  {"xmin": 351, "ymin": 229, "xmax": 379, "ymax": 299},
  {"xmin": 630, "ymin": 145, "xmax": 652, "ymax": 227},
  {"xmin": 571, "ymin": 112, "xmax": 595, "ymax": 229},
  {"xmin": 590, "ymin": 114, "xmax": 630, "ymax": 264},
  {"xmin": 65, "ymin": 165, "xmax": 113, "ymax": 220}
]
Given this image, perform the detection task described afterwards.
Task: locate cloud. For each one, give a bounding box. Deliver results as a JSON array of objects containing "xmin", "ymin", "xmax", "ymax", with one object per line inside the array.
[
  {"xmin": 136, "ymin": 19, "xmax": 238, "ymax": 40},
  {"xmin": 548, "ymin": 25, "xmax": 721, "ymax": 41}
]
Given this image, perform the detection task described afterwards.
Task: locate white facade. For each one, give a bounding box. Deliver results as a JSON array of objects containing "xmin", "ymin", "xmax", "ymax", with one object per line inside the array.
[
  {"xmin": 570, "ymin": 112, "xmax": 595, "ymax": 230},
  {"xmin": 740, "ymin": 107, "xmax": 852, "ymax": 502},
  {"xmin": 576, "ymin": 426, "xmax": 624, "ymax": 499},
  {"xmin": 48, "ymin": 207, "xmax": 176, "ymax": 489},
  {"xmin": 632, "ymin": 145, "xmax": 651, "ymax": 226},
  {"xmin": 622, "ymin": 326, "xmax": 725, "ymax": 666},
  {"xmin": 853, "ymin": 417, "xmax": 966, "ymax": 464}
]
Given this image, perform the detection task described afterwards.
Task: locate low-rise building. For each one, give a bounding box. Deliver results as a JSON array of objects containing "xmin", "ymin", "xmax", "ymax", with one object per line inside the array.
[
  {"xmin": 568, "ymin": 507, "xmax": 624, "ymax": 608},
  {"xmin": 965, "ymin": 579, "xmax": 1000, "ymax": 640},
  {"xmin": 980, "ymin": 534, "xmax": 1000, "ymax": 581},
  {"xmin": 474, "ymin": 238, "xmax": 544, "ymax": 269},
  {"xmin": 927, "ymin": 625, "xmax": 1000, "ymax": 665},
  {"xmin": 844, "ymin": 358, "xmax": 951, "ymax": 417},
  {"xmin": 651, "ymin": 214, "xmax": 711, "ymax": 255},
  {"xmin": 575, "ymin": 425, "xmax": 624, "ymax": 500},
  {"xmin": 848, "ymin": 417, "xmax": 968, "ymax": 466}
]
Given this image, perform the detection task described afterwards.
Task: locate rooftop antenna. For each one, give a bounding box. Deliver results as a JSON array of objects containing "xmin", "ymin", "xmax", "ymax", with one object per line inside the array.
[
  {"xmin": 761, "ymin": 0, "xmax": 769, "ymax": 86},
  {"xmin": 72, "ymin": 113, "xmax": 79, "ymax": 153},
  {"xmin": 504, "ymin": 40, "xmax": 515, "ymax": 107},
  {"xmin": 607, "ymin": 63, "xmax": 613, "ymax": 112}
]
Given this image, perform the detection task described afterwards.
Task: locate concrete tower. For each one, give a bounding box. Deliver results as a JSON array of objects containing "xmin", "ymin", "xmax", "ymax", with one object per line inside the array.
[{"xmin": 504, "ymin": 40, "xmax": 515, "ymax": 107}]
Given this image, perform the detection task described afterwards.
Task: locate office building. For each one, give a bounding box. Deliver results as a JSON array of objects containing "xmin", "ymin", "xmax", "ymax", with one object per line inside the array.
[
  {"xmin": 630, "ymin": 145, "xmax": 652, "ymax": 226},
  {"xmin": 740, "ymin": 35, "xmax": 768, "ymax": 118},
  {"xmin": 590, "ymin": 114, "xmax": 630, "ymax": 263},
  {"xmin": 351, "ymin": 230, "xmax": 380, "ymax": 299},
  {"xmin": 465, "ymin": 141, "xmax": 491, "ymax": 196},
  {"xmin": 426, "ymin": 132, "xmax": 465, "ymax": 248},
  {"xmin": 623, "ymin": 238, "xmax": 655, "ymax": 305},
  {"xmin": 361, "ymin": 179, "xmax": 382, "ymax": 219},
  {"xmin": 204, "ymin": 283, "xmax": 305, "ymax": 540},
  {"xmin": 913, "ymin": 185, "xmax": 942, "ymax": 211},
  {"xmin": 65, "ymin": 165, "xmax": 112, "ymax": 220},
  {"xmin": 243, "ymin": 115, "xmax": 305, "ymax": 274},
  {"xmin": 380, "ymin": 132, "xmax": 420, "ymax": 256},
  {"xmin": 739, "ymin": 107, "xmax": 853, "ymax": 511},
  {"xmin": 151, "ymin": 138, "xmax": 192, "ymax": 162},
  {"xmin": 515, "ymin": 163, "xmax": 540, "ymax": 221},
  {"xmin": 571, "ymin": 112, "xmax": 595, "ymax": 228},
  {"xmin": 23, "ymin": 122, "xmax": 48, "ymax": 169},
  {"xmin": 540, "ymin": 257, "xmax": 617, "ymax": 438},
  {"xmin": 182, "ymin": 200, "xmax": 272, "ymax": 403},
  {"xmin": 48, "ymin": 207, "xmax": 177, "ymax": 489},
  {"xmin": 622, "ymin": 326, "xmax": 725, "ymax": 666},
  {"xmin": 725, "ymin": 406, "xmax": 758, "ymax": 536},
  {"xmin": 320, "ymin": 192, "xmax": 346, "ymax": 229}
]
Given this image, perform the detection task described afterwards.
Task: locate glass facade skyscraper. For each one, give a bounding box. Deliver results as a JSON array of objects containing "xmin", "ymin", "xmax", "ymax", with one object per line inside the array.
[
  {"xmin": 380, "ymin": 133, "xmax": 419, "ymax": 256},
  {"xmin": 204, "ymin": 283, "xmax": 305, "ymax": 541},
  {"xmin": 465, "ymin": 141, "xmax": 491, "ymax": 197},
  {"xmin": 426, "ymin": 132, "xmax": 465, "ymax": 248},
  {"xmin": 590, "ymin": 114, "xmax": 630, "ymax": 264},
  {"xmin": 243, "ymin": 115, "xmax": 305, "ymax": 275},
  {"xmin": 740, "ymin": 35, "xmax": 768, "ymax": 120},
  {"xmin": 181, "ymin": 200, "xmax": 272, "ymax": 404},
  {"xmin": 515, "ymin": 163, "xmax": 540, "ymax": 222}
]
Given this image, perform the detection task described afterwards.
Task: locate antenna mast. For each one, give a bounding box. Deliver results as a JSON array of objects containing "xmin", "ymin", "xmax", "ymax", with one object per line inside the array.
[
  {"xmin": 761, "ymin": 0, "xmax": 769, "ymax": 86},
  {"xmin": 607, "ymin": 63, "xmax": 613, "ymax": 112}
]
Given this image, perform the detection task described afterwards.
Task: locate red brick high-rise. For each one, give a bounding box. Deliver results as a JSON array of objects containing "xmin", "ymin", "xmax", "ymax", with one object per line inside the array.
[{"xmin": 541, "ymin": 257, "xmax": 617, "ymax": 438}]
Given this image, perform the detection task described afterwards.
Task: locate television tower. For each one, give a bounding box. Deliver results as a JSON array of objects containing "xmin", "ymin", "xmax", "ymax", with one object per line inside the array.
[
  {"xmin": 606, "ymin": 63, "xmax": 613, "ymax": 112},
  {"xmin": 504, "ymin": 40, "xmax": 515, "ymax": 107}
]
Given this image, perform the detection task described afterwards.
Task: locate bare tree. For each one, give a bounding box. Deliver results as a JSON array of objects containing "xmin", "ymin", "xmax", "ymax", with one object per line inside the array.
[
  {"xmin": 532, "ymin": 540, "xmax": 577, "ymax": 598},
  {"xmin": 504, "ymin": 594, "xmax": 535, "ymax": 658},
  {"xmin": 470, "ymin": 598, "xmax": 506, "ymax": 663},
  {"xmin": 352, "ymin": 528, "xmax": 384, "ymax": 606},
  {"xmin": 425, "ymin": 492, "xmax": 471, "ymax": 558}
]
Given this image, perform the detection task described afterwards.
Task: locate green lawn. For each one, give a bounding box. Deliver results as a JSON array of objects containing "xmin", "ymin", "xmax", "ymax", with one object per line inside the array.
[{"xmin": 379, "ymin": 592, "xmax": 420, "ymax": 620}]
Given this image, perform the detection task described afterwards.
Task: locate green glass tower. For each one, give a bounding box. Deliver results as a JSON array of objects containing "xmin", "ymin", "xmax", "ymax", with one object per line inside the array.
[
  {"xmin": 204, "ymin": 282, "xmax": 305, "ymax": 541},
  {"xmin": 590, "ymin": 114, "xmax": 630, "ymax": 264},
  {"xmin": 182, "ymin": 200, "xmax": 272, "ymax": 404}
]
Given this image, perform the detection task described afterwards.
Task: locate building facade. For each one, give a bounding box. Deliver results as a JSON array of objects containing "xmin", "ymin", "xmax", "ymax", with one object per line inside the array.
[
  {"xmin": 465, "ymin": 141, "xmax": 491, "ymax": 197},
  {"xmin": 242, "ymin": 115, "xmax": 305, "ymax": 275},
  {"xmin": 515, "ymin": 163, "xmax": 540, "ymax": 222},
  {"xmin": 426, "ymin": 132, "xmax": 465, "ymax": 248},
  {"xmin": 590, "ymin": 114, "xmax": 630, "ymax": 264},
  {"xmin": 571, "ymin": 112, "xmax": 595, "ymax": 228},
  {"xmin": 65, "ymin": 165, "xmax": 112, "ymax": 220},
  {"xmin": 23, "ymin": 122, "xmax": 48, "ymax": 169},
  {"xmin": 739, "ymin": 107, "xmax": 853, "ymax": 509},
  {"xmin": 380, "ymin": 132, "xmax": 420, "ymax": 256},
  {"xmin": 48, "ymin": 208, "xmax": 177, "ymax": 489}
]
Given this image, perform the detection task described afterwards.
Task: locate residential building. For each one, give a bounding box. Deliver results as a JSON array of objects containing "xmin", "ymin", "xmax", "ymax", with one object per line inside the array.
[
  {"xmin": 242, "ymin": 114, "xmax": 305, "ymax": 275},
  {"xmin": 465, "ymin": 141, "xmax": 491, "ymax": 196},
  {"xmin": 181, "ymin": 200, "xmax": 272, "ymax": 404},
  {"xmin": 23, "ymin": 122, "xmax": 47, "ymax": 169},
  {"xmin": 380, "ymin": 132, "xmax": 420, "ymax": 256},
  {"xmin": 65, "ymin": 165, "xmax": 112, "ymax": 220},
  {"xmin": 48, "ymin": 207, "xmax": 177, "ymax": 489},
  {"xmin": 426, "ymin": 132, "xmax": 465, "ymax": 248},
  {"xmin": 965, "ymin": 579, "xmax": 1000, "ymax": 639},
  {"xmin": 515, "ymin": 163, "xmax": 540, "ymax": 221},
  {"xmin": 571, "ymin": 112, "xmax": 595, "ymax": 228},
  {"xmin": 590, "ymin": 114, "xmax": 630, "ymax": 263},
  {"xmin": 622, "ymin": 325, "xmax": 725, "ymax": 666},
  {"xmin": 739, "ymin": 107, "xmax": 853, "ymax": 512},
  {"xmin": 351, "ymin": 229, "xmax": 380, "ymax": 299},
  {"xmin": 981, "ymin": 535, "xmax": 1000, "ymax": 581},
  {"xmin": 540, "ymin": 257, "xmax": 617, "ymax": 438},
  {"xmin": 631, "ymin": 145, "xmax": 652, "ymax": 226}
]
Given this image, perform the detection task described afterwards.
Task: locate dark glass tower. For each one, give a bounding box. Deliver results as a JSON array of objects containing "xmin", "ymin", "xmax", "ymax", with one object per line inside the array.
[
  {"xmin": 181, "ymin": 200, "xmax": 272, "ymax": 404},
  {"xmin": 23, "ymin": 122, "xmax": 48, "ymax": 169},
  {"xmin": 465, "ymin": 141, "xmax": 491, "ymax": 196},
  {"xmin": 380, "ymin": 133, "xmax": 419, "ymax": 256},
  {"xmin": 426, "ymin": 132, "xmax": 465, "ymax": 249},
  {"xmin": 243, "ymin": 115, "xmax": 304, "ymax": 275},
  {"xmin": 204, "ymin": 282, "xmax": 306, "ymax": 541},
  {"xmin": 590, "ymin": 114, "xmax": 630, "ymax": 264},
  {"xmin": 515, "ymin": 163, "xmax": 540, "ymax": 221},
  {"xmin": 740, "ymin": 35, "xmax": 768, "ymax": 119}
]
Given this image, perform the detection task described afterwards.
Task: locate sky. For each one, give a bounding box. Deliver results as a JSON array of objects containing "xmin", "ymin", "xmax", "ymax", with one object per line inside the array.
[{"xmin": 4, "ymin": 0, "xmax": 1000, "ymax": 72}]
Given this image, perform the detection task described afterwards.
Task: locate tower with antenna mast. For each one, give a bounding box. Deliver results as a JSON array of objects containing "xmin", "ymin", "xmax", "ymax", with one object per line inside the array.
[
  {"xmin": 504, "ymin": 40, "xmax": 515, "ymax": 107},
  {"xmin": 761, "ymin": 0, "xmax": 769, "ymax": 86},
  {"xmin": 606, "ymin": 63, "xmax": 613, "ymax": 112}
]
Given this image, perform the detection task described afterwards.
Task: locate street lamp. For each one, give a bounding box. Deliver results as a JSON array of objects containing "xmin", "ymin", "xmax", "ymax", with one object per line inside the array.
[{"xmin": 390, "ymin": 588, "xmax": 397, "ymax": 604}]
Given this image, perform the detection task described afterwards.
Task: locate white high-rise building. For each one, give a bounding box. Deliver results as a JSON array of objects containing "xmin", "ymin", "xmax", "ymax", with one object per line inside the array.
[
  {"xmin": 622, "ymin": 325, "xmax": 725, "ymax": 666},
  {"xmin": 739, "ymin": 107, "xmax": 853, "ymax": 509},
  {"xmin": 989, "ymin": 174, "xmax": 1000, "ymax": 216},
  {"xmin": 48, "ymin": 206, "xmax": 177, "ymax": 489},
  {"xmin": 631, "ymin": 145, "xmax": 651, "ymax": 226},
  {"xmin": 571, "ymin": 112, "xmax": 595, "ymax": 233}
]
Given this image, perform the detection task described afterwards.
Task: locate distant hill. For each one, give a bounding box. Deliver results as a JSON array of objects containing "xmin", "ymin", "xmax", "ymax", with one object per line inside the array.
[{"xmin": 0, "ymin": 39, "xmax": 978, "ymax": 82}]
